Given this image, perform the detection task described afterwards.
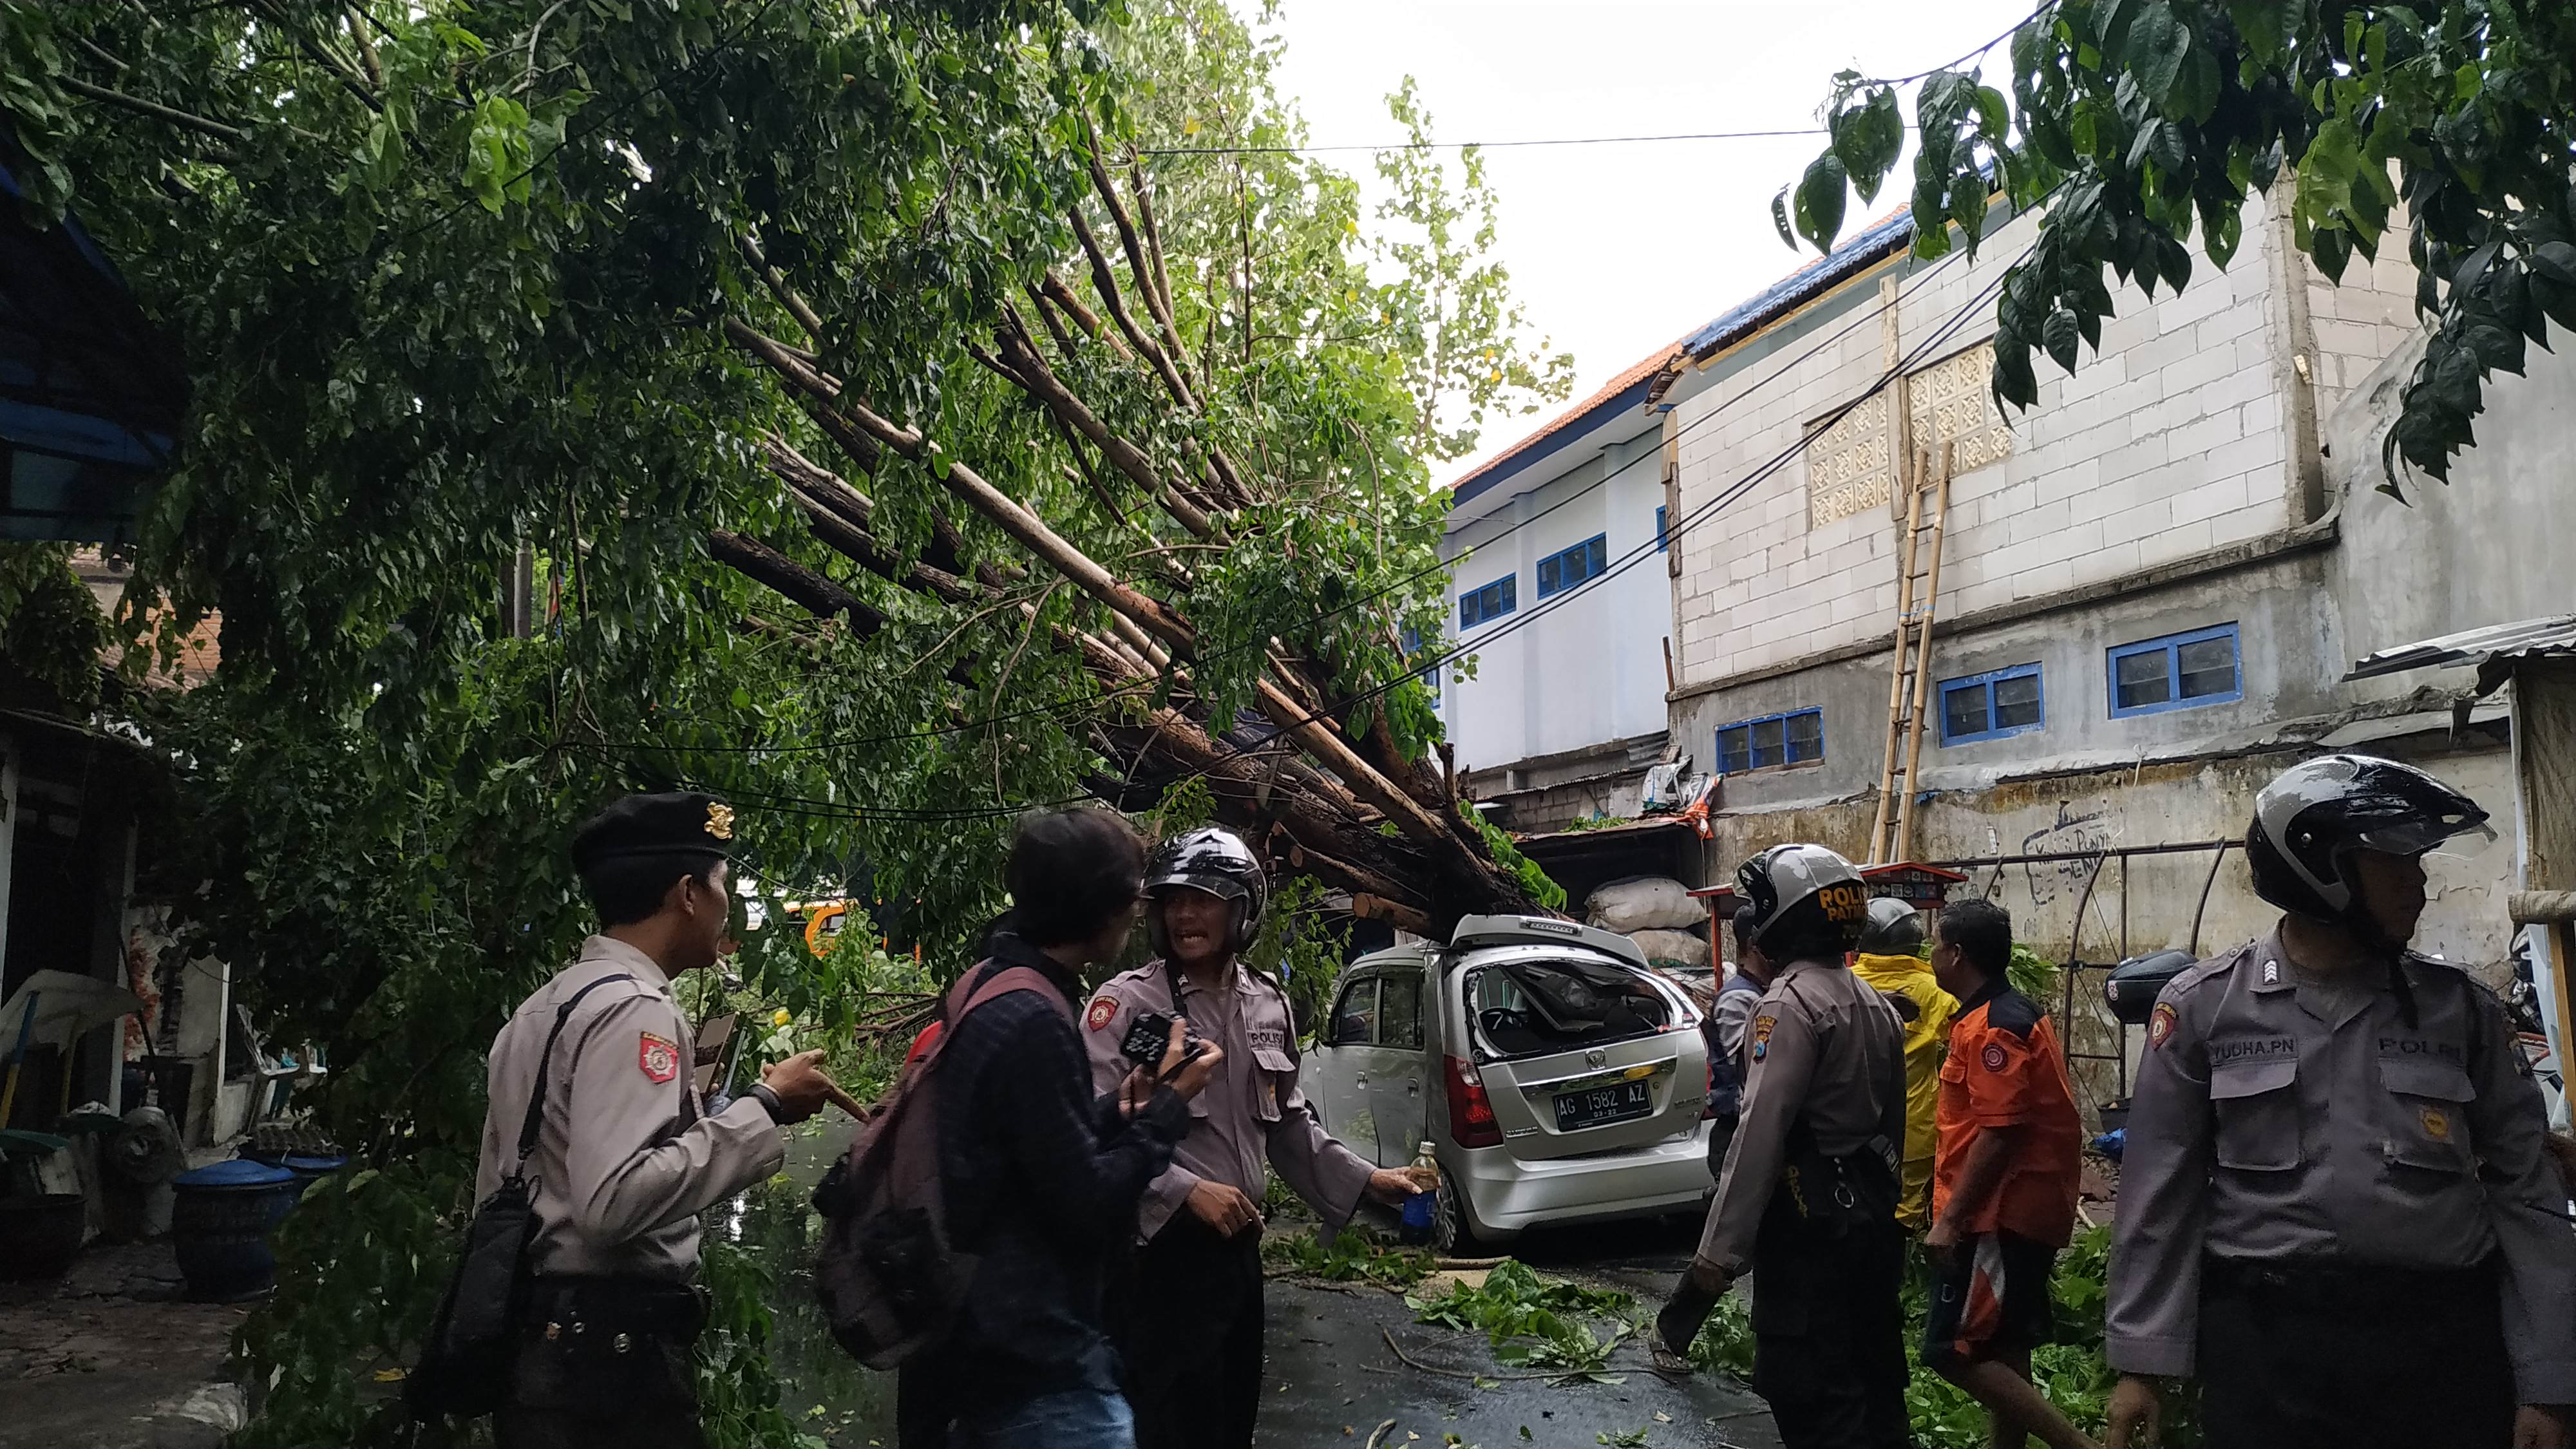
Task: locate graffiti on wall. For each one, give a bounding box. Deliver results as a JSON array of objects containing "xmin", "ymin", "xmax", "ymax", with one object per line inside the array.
[{"xmin": 2020, "ymin": 800, "xmax": 2116, "ymax": 908}]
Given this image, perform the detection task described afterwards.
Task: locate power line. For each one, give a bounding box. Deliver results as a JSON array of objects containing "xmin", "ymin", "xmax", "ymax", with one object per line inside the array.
[{"xmin": 1138, "ymin": 128, "xmax": 1828, "ymax": 157}]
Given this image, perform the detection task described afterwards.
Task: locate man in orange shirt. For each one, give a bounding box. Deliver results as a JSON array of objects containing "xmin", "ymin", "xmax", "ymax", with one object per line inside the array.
[{"xmin": 1924, "ymin": 898, "xmax": 2095, "ymax": 1449}]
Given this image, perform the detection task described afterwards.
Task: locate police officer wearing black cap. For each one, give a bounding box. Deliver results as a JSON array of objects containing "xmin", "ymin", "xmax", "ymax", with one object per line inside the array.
[{"xmin": 475, "ymin": 792, "xmax": 833, "ymax": 1449}]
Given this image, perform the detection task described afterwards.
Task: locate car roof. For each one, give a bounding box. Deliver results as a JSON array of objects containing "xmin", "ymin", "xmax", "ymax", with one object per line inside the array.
[{"xmin": 1446, "ymin": 914, "xmax": 1650, "ymax": 969}]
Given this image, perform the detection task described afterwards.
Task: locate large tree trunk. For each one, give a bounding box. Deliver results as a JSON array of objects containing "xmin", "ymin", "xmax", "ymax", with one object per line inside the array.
[{"xmin": 713, "ymin": 194, "xmax": 1538, "ymax": 936}]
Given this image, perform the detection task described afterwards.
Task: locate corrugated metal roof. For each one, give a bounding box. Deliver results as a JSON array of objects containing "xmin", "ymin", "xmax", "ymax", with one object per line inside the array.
[
  {"xmin": 2345, "ymin": 614, "xmax": 2576, "ymax": 681},
  {"xmin": 1446, "ymin": 202, "xmax": 1919, "ymax": 509},
  {"xmin": 1448, "ymin": 336, "xmax": 1686, "ymax": 504},
  {"xmin": 1678, "ymin": 205, "xmax": 1917, "ymax": 361}
]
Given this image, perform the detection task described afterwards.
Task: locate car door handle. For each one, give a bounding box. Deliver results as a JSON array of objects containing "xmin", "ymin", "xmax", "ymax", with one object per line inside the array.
[
  {"xmin": 1406, "ymin": 1080, "xmax": 1419, "ymax": 1095},
  {"xmin": 1354, "ymin": 1073, "xmax": 1368, "ymax": 1086}
]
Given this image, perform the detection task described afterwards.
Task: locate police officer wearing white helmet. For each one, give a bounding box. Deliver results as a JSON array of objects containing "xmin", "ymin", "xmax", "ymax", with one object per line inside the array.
[
  {"xmin": 2105, "ymin": 754, "xmax": 2576, "ymax": 1449},
  {"xmin": 1653, "ymin": 844, "xmax": 1910, "ymax": 1449},
  {"xmin": 1083, "ymin": 827, "xmax": 1425, "ymax": 1449}
]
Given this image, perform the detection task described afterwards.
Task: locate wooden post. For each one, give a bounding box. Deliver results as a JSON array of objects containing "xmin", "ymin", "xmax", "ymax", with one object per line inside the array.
[{"xmin": 2510, "ymin": 658, "xmax": 2576, "ymax": 1077}]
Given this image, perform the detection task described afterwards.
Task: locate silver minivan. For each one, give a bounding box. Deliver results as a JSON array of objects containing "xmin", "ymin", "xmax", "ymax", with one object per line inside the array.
[{"xmin": 1307, "ymin": 914, "xmax": 1713, "ymax": 1250}]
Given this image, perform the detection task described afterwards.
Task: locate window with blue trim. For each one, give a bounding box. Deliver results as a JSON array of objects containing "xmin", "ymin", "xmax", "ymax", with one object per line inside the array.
[
  {"xmin": 1939, "ymin": 663, "xmax": 2045, "ymax": 744},
  {"xmin": 1536, "ymin": 534, "xmax": 1607, "ymax": 598},
  {"xmin": 1459, "ymin": 574, "xmax": 1515, "ymax": 629},
  {"xmin": 1716, "ymin": 708, "xmax": 1824, "ymax": 774},
  {"xmin": 2108, "ymin": 623, "xmax": 2241, "ymax": 716},
  {"xmin": 1401, "ymin": 627, "xmax": 1440, "ymax": 701},
  {"xmin": 1654, "ymin": 506, "xmax": 1669, "ymax": 553}
]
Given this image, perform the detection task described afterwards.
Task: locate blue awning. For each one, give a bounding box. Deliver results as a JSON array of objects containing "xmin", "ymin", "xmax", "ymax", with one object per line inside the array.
[{"xmin": 0, "ymin": 123, "xmax": 189, "ymax": 544}]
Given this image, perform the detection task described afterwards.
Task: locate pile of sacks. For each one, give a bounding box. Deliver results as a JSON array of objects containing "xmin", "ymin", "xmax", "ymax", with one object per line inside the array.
[{"xmin": 1584, "ymin": 876, "xmax": 1709, "ymax": 971}]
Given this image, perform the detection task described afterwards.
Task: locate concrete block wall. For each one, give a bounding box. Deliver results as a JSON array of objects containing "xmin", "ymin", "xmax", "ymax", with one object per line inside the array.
[{"xmin": 1665, "ymin": 187, "xmax": 2414, "ymax": 694}]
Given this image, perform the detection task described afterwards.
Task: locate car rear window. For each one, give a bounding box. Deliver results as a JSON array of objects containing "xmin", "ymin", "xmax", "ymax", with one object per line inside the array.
[{"xmin": 1466, "ymin": 958, "xmax": 1674, "ymax": 1059}]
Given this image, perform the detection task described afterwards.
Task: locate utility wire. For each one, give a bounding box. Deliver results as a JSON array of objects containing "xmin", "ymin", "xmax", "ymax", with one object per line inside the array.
[{"xmin": 1138, "ymin": 128, "xmax": 1829, "ymax": 157}]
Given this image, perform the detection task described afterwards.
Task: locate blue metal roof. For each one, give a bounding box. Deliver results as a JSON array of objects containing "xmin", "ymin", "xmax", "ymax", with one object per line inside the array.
[{"xmin": 1678, "ymin": 207, "xmax": 1917, "ymax": 361}]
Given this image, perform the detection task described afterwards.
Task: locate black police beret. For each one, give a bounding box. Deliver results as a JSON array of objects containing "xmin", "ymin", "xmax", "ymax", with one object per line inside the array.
[{"xmin": 572, "ymin": 791, "xmax": 735, "ymax": 873}]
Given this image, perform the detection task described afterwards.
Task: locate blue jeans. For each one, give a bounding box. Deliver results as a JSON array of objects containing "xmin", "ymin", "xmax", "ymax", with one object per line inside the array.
[{"xmin": 952, "ymin": 1388, "xmax": 1137, "ymax": 1449}]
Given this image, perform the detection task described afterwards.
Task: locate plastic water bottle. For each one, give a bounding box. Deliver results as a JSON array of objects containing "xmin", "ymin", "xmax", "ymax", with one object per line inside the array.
[{"xmin": 1398, "ymin": 1141, "xmax": 1441, "ymax": 1245}]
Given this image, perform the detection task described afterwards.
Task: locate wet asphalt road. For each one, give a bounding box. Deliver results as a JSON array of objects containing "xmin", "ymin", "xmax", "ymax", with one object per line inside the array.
[
  {"xmin": 1251, "ymin": 1215, "xmax": 1778, "ymax": 1449},
  {"xmin": 753, "ymin": 1133, "xmax": 1776, "ymax": 1449}
]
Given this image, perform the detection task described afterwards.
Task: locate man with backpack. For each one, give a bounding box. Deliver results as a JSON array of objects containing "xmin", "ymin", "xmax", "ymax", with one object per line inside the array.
[{"xmin": 887, "ymin": 806, "xmax": 1223, "ymax": 1449}]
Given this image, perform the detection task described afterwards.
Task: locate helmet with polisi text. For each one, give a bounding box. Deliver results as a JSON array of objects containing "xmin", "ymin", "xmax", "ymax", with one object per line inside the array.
[
  {"xmin": 1737, "ymin": 844, "xmax": 1870, "ymax": 960},
  {"xmin": 1144, "ymin": 826, "xmax": 1269, "ymax": 958}
]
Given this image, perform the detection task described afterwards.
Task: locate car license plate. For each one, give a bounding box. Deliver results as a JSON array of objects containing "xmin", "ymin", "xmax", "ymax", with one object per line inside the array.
[{"xmin": 1553, "ymin": 1078, "xmax": 1653, "ymax": 1132}]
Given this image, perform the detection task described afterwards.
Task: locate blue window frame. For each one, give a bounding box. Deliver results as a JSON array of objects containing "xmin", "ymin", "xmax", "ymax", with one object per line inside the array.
[
  {"xmin": 2108, "ymin": 623, "xmax": 2242, "ymax": 717},
  {"xmin": 1536, "ymin": 534, "xmax": 1608, "ymax": 598},
  {"xmin": 1401, "ymin": 627, "xmax": 1440, "ymax": 700},
  {"xmin": 1939, "ymin": 663, "xmax": 2045, "ymax": 745},
  {"xmin": 1459, "ymin": 574, "xmax": 1515, "ymax": 630},
  {"xmin": 1716, "ymin": 708, "xmax": 1824, "ymax": 774},
  {"xmin": 1654, "ymin": 506, "xmax": 1669, "ymax": 553}
]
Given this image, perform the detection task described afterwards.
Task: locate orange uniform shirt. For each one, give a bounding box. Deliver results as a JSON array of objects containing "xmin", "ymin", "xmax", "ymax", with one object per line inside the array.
[{"xmin": 1932, "ymin": 983, "xmax": 2083, "ymax": 1246}]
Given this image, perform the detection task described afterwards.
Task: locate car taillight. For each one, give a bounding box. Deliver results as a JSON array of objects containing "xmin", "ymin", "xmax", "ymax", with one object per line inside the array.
[{"xmin": 1444, "ymin": 1056, "xmax": 1502, "ymax": 1148}]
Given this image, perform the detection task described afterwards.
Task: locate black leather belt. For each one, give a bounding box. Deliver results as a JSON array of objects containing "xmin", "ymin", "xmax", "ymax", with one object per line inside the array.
[
  {"xmin": 522, "ymin": 1275, "xmax": 709, "ymax": 1340},
  {"xmin": 2203, "ymin": 1254, "xmax": 2497, "ymax": 1311}
]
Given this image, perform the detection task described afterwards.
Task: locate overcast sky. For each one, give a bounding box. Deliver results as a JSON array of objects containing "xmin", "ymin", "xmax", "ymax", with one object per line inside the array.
[{"xmin": 1243, "ymin": 0, "xmax": 2035, "ymax": 481}]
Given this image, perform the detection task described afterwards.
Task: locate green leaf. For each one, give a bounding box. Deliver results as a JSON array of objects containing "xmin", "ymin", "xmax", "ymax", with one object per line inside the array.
[
  {"xmin": 2528, "ymin": 242, "xmax": 2576, "ymax": 290},
  {"xmin": 2229, "ymin": 0, "xmax": 2298, "ymax": 61},
  {"xmin": 1795, "ymin": 153, "xmax": 1850, "ymax": 252},
  {"xmin": 2154, "ymin": 232, "xmax": 2193, "ymax": 292},
  {"xmin": 2127, "ymin": 4, "xmax": 2192, "ymax": 109},
  {"xmin": 1992, "ymin": 338, "xmax": 2040, "ymax": 410},
  {"xmin": 2043, "ymin": 309, "xmax": 2081, "ymax": 372},
  {"xmin": 1971, "ymin": 86, "xmax": 2011, "ymax": 142},
  {"xmin": 1772, "ymin": 183, "xmax": 1797, "ymax": 250},
  {"xmin": 2311, "ymin": 226, "xmax": 2353, "ymax": 283}
]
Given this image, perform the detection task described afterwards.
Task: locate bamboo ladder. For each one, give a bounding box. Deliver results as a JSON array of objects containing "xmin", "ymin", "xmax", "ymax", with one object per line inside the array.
[{"xmin": 1865, "ymin": 440, "xmax": 1955, "ymax": 865}]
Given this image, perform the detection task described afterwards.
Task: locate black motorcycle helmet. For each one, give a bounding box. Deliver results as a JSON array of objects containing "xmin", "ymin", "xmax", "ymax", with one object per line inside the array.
[
  {"xmin": 1855, "ymin": 896, "xmax": 1926, "ymax": 956},
  {"xmin": 1144, "ymin": 826, "xmax": 1269, "ymax": 959},
  {"xmin": 2245, "ymin": 753, "xmax": 2492, "ymax": 940},
  {"xmin": 1738, "ymin": 843, "xmax": 1870, "ymax": 962}
]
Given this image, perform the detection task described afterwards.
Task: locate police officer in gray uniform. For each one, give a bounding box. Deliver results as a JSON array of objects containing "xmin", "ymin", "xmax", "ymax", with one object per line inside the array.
[
  {"xmin": 477, "ymin": 793, "xmax": 832, "ymax": 1449},
  {"xmin": 1084, "ymin": 828, "xmax": 1423, "ymax": 1449},
  {"xmin": 1654, "ymin": 844, "xmax": 1910, "ymax": 1449},
  {"xmin": 2105, "ymin": 755, "xmax": 2576, "ymax": 1449}
]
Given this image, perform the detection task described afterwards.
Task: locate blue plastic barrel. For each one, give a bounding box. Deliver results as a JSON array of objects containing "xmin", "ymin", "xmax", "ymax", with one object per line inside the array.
[
  {"xmin": 280, "ymin": 1153, "xmax": 348, "ymax": 1202},
  {"xmin": 170, "ymin": 1159, "xmax": 296, "ymax": 1301}
]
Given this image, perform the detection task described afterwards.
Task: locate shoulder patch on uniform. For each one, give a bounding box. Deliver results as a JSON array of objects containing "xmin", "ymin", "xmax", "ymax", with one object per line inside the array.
[
  {"xmin": 2147, "ymin": 1001, "xmax": 2177, "ymax": 1050},
  {"xmin": 1980, "ymin": 1041, "xmax": 2009, "ymax": 1071},
  {"xmin": 2166, "ymin": 947, "xmax": 2252, "ymax": 998},
  {"xmin": 638, "ymin": 1031, "xmax": 680, "ymax": 1083},
  {"xmin": 1750, "ymin": 1013, "xmax": 1776, "ymax": 1063},
  {"xmin": 1084, "ymin": 997, "xmax": 1119, "ymax": 1032}
]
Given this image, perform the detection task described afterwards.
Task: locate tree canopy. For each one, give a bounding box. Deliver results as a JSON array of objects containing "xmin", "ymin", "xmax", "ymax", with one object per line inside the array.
[
  {"xmin": 1783, "ymin": 0, "xmax": 2576, "ymax": 489},
  {"xmin": 0, "ymin": 0, "xmax": 1570, "ymax": 1438}
]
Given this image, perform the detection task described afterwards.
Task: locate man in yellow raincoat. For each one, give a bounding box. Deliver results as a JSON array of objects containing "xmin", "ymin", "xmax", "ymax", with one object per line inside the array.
[{"xmin": 1848, "ymin": 898, "xmax": 1956, "ymax": 1230}]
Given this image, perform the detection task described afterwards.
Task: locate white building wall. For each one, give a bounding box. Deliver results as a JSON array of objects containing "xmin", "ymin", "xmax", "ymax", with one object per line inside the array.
[
  {"xmin": 1439, "ymin": 424, "xmax": 1671, "ymax": 781},
  {"xmin": 1665, "ymin": 187, "xmax": 2407, "ymax": 693}
]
